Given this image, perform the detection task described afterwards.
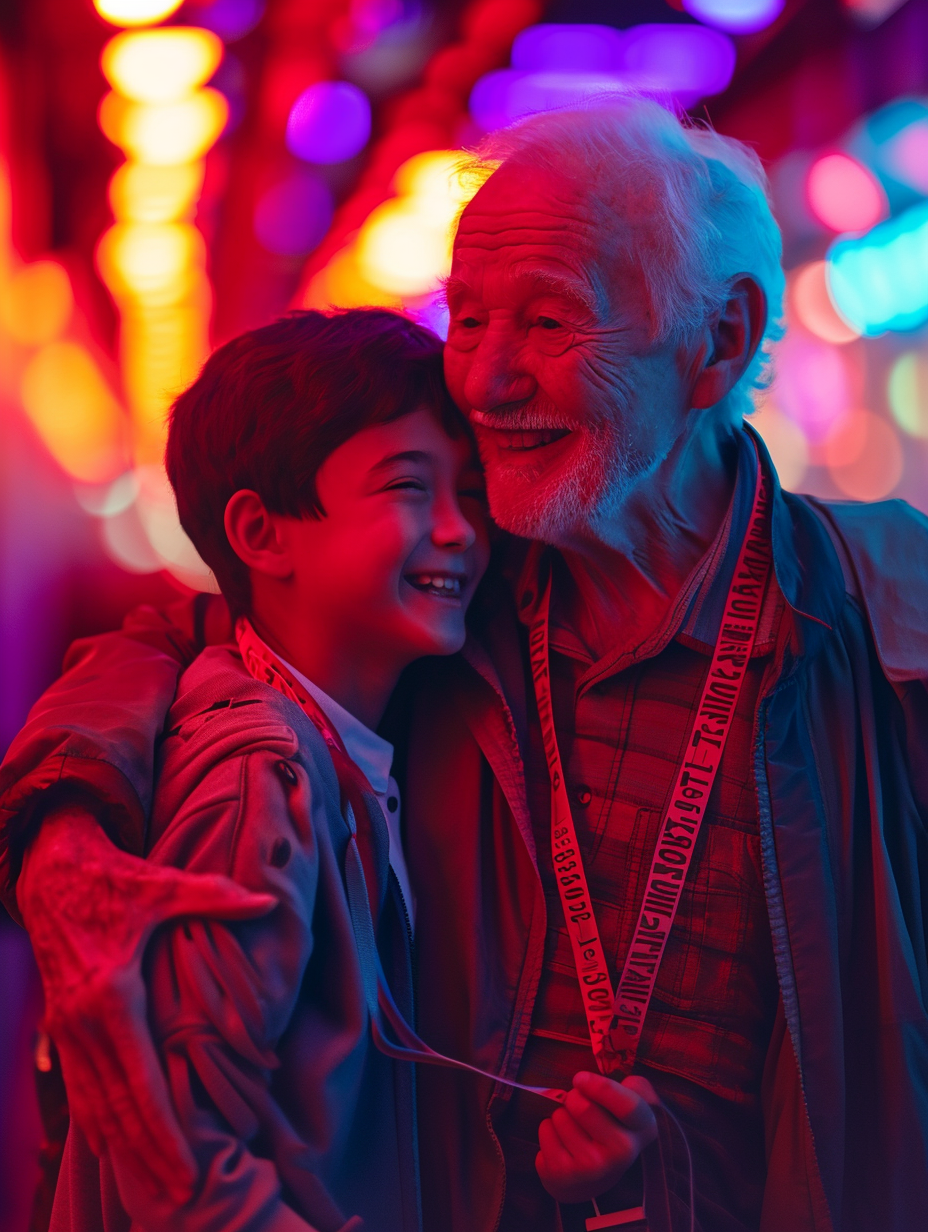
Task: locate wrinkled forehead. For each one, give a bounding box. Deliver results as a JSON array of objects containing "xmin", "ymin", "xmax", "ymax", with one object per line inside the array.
[{"xmin": 452, "ymin": 161, "xmax": 652, "ymax": 289}]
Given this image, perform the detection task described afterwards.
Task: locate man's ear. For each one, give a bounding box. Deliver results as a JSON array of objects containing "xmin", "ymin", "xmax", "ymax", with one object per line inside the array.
[
  {"xmin": 690, "ymin": 276, "xmax": 767, "ymax": 411},
  {"xmin": 224, "ymin": 490, "xmax": 293, "ymax": 579}
]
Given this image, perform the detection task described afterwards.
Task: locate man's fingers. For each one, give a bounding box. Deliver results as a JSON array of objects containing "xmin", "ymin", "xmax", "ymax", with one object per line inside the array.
[
  {"xmin": 623, "ymin": 1074, "xmax": 659, "ymax": 1106},
  {"xmin": 572, "ymin": 1071, "xmax": 657, "ymax": 1133},
  {"xmin": 537, "ymin": 1117, "xmax": 573, "ymax": 1171},
  {"xmin": 149, "ymin": 868, "xmax": 277, "ymax": 926}
]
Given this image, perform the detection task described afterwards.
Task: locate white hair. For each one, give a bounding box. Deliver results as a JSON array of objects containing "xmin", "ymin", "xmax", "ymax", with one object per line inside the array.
[{"xmin": 471, "ymin": 97, "xmax": 786, "ymax": 418}]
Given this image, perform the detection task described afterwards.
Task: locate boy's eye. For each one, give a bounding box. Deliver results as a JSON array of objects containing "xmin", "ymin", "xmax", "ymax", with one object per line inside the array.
[{"xmin": 385, "ymin": 478, "xmax": 427, "ymax": 492}]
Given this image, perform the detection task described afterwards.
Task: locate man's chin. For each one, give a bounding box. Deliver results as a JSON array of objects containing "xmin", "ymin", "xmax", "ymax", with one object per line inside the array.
[{"xmin": 485, "ymin": 473, "xmax": 587, "ymax": 544}]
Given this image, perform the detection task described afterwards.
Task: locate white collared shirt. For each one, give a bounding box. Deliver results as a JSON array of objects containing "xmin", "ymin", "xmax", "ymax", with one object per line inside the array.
[{"xmin": 278, "ymin": 656, "xmax": 415, "ymax": 929}]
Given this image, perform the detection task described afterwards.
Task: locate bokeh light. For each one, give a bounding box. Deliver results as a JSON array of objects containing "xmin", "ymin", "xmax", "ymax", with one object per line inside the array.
[
  {"xmin": 886, "ymin": 119, "xmax": 928, "ymax": 195},
  {"xmin": 822, "ymin": 407, "xmax": 903, "ymax": 500},
  {"xmin": 748, "ymin": 402, "xmax": 809, "ymax": 490},
  {"xmin": 827, "ymin": 201, "xmax": 928, "ymax": 335},
  {"xmin": 97, "ymin": 222, "xmax": 205, "ymax": 302},
  {"xmin": 108, "ymin": 162, "xmax": 205, "ymax": 224},
  {"xmin": 356, "ymin": 150, "xmax": 478, "ymax": 296},
  {"xmin": 682, "ymin": 0, "xmax": 785, "ymax": 34},
  {"xmin": 101, "ymin": 28, "xmax": 223, "ymax": 104},
  {"xmin": 510, "ymin": 23, "xmax": 624, "ymax": 72},
  {"xmin": 888, "ymin": 351, "xmax": 928, "ymax": 438},
  {"xmin": 194, "ymin": 0, "xmax": 266, "ymax": 42},
  {"xmin": 94, "ymin": 0, "xmax": 184, "ymax": 25},
  {"xmin": 774, "ymin": 334, "xmax": 851, "ymax": 441},
  {"xmin": 285, "ymin": 82, "xmax": 372, "ymax": 164},
  {"xmin": 806, "ymin": 152, "xmax": 889, "ymax": 233},
  {"xmin": 620, "ymin": 25, "xmax": 736, "ymax": 101},
  {"xmin": 253, "ymin": 172, "xmax": 334, "ymax": 256},
  {"xmin": 0, "ymin": 260, "xmax": 73, "ymax": 346},
  {"xmin": 790, "ymin": 260, "xmax": 860, "ymax": 344},
  {"xmin": 99, "ymin": 89, "xmax": 229, "ymax": 165},
  {"xmin": 20, "ymin": 342, "xmax": 125, "ymax": 483},
  {"xmin": 470, "ymin": 24, "xmax": 735, "ymax": 130}
]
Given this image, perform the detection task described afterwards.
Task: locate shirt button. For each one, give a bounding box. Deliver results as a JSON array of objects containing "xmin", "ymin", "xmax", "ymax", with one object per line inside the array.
[
  {"xmin": 277, "ymin": 760, "xmax": 298, "ymax": 785},
  {"xmin": 387, "ymin": 796, "xmax": 399, "ymax": 812},
  {"xmin": 575, "ymin": 785, "xmax": 593, "ymax": 807}
]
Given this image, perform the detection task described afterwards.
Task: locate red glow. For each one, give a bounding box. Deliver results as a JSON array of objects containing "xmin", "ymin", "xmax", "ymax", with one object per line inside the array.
[{"xmin": 806, "ymin": 153, "xmax": 888, "ymax": 234}]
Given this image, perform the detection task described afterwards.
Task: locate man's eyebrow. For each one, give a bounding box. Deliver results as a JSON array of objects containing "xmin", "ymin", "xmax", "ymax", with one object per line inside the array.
[
  {"xmin": 509, "ymin": 266, "xmax": 600, "ymax": 315},
  {"xmin": 439, "ymin": 275, "xmax": 471, "ymax": 307},
  {"xmin": 369, "ymin": 449, "xmax": 430, "ymax": 474}
]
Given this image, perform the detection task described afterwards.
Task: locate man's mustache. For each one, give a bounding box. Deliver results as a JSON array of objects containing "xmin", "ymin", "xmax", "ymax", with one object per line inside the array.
[{"xmin": 470, "ymin": 402, "xmax": 580, "ymax": 432}]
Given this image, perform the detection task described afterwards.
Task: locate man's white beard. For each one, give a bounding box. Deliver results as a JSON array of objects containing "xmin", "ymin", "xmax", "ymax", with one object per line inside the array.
[{"xmin": 484, "ymin": 415, "xmax": 654, "ymax": 545}]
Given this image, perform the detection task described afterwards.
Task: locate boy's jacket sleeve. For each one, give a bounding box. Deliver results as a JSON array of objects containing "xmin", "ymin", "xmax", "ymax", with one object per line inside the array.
[
  {"xmin": 0, "ymin": 595, "xmax": 230, "ymax": 920},
  {"xmin": 55, "ymin": 740, "xmax": 360, "ymax": 1232}
]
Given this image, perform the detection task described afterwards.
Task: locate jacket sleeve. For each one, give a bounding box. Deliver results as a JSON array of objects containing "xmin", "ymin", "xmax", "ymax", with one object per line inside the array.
[
  {"xmin": 0, "ymin": 594, "xmax": 231, "ymax": 920},
  {"xmin": 101, "ymin": 742, "xmax": 361, "ymax": 1232}
]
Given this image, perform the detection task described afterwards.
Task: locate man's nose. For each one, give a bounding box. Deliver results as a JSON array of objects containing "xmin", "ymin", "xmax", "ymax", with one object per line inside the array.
[{"xmin": 464, "ymin": 323, "xmax": 534, "ymax": 413}]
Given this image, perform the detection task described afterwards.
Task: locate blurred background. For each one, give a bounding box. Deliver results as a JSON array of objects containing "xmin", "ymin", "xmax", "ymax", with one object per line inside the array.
[{"xmin": 1, "ymin": 0, "xmax": 927, "ymax": 1226}]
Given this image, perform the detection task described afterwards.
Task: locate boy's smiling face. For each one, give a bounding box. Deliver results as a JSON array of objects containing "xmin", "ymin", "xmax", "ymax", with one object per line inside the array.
[{"xmin": 254, "ymin": 406, "xmax": 490, "ymax": 672}]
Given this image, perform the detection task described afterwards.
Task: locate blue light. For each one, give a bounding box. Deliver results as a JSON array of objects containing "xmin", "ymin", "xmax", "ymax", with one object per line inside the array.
[
  {"xmin": 286, "ymin": 82, "xmax": 372, "ymax": 165},
  {"xmin": 511, "ymin": 24, "xmax": 625, "ymax": 73},
  {"xmin": 827, "ymin": 201, "xmax": 928, "ymax": 335},
  {"xmin": 253, "ymin": 172, "xmax": 334, "ymax": 256},
  {"xmin": 682, "ymin": 0, "xmax": 784, "ymax": 34}
]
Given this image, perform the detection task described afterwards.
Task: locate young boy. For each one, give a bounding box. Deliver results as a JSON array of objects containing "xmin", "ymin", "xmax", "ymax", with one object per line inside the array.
[{"xmin": 49, "ymin": 309, "xmax": 491, "ymax": 1232}]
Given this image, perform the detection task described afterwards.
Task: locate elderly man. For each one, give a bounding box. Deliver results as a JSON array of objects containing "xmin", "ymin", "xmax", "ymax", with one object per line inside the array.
[{"xmin": 3, "ymin": 100, "xmax": 928, "ymax": 1232}]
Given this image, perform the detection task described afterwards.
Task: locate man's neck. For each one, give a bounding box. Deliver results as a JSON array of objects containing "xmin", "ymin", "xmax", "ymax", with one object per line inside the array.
[{"xmin": 552, "ymin": 421, "xmax": 741, "ymax": 662}]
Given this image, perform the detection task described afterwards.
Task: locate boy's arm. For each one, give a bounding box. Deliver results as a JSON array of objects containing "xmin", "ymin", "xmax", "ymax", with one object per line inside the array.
[
  {"xmin": 3, "ymin": 595, "xmax": 271, "ymax": 1203},
  {"xmin": 103, "ymin": 746, "xmax": 361, "ymax": 1232}
]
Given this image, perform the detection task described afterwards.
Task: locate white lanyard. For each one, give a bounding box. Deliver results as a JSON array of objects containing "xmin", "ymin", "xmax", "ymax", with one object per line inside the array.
[{"xmin": 528, "ymin": 451, "xmax": 772, "ymax": 1076}]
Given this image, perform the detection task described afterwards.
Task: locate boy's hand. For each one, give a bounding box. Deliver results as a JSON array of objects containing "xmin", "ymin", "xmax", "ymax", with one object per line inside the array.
[
  {"xmin": 17, "ymin": 802, "xmax": 276, "ymax": 1205},
  {"xmin": 535, "ymin": 1071, "xmax": 659, "ymax": 1205}
]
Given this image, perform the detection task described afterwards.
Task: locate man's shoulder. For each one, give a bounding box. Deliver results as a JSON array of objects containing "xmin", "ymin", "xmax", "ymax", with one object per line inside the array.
[{"xmin": 799, "ymin": 494, "xmax": 928, "ymax": 682}]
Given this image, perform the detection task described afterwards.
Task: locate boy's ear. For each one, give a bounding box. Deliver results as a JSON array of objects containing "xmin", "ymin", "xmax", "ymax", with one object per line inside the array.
[{"xmin": 224, "ymin": 490, "xmax": 293, "ymax": 579}]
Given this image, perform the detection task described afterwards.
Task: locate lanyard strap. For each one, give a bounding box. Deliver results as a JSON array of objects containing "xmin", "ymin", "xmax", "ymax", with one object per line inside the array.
[
  {"xmin": 235, "ymin": 618, "xmax": 567, "ymax": 1106},
  {"xmin": 528, "ymin": 452, "xmax": 772, "ymax": 1076}
]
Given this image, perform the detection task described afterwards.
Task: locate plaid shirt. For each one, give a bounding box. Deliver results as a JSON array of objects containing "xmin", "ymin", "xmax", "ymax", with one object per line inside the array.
[{"xmin": 497, "ymin": 440, "xmax": 785, "ymax": 1232}]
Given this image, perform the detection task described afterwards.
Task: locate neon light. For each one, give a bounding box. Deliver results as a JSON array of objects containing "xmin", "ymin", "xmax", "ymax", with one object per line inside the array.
[
  {"xmin": 806, "ymin": 153, "xmax": 888, "ymax": 234},
  {"xmin": 286, "ymin": 81, "xmax": 372, "ymax": 164},
  {"xmin": 826, "ymin": 201, "xmax": 928, "ymax": 335},
  {"xmin": 681, "ymin": 0, "xmax": 784, "ymax": 33},
  {"xmin": 101, "ymin": 28, "xmax": 223, "ymax": 104},
  {"xmin": 0, "ymin": 260, "xmax": 73, "ymax": 346},
  {"xmin": 94, "ymin": 0, "xmax": 183, "ymax": 26},
  {"xmin": 824, "ymin": 408, "xmax": 903, "ymax": 502},
  {"xmin": 886, "ymin": 120, "xmax": 928, "ymax": 194},
  {"xmin": 790, "ymin": 260, "xmax": 859, "ymax": 344}
]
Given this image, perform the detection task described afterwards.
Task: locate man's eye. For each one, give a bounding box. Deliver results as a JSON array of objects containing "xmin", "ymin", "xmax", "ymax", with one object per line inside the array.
[
  {"xmin": 457, "ymin": 316, "xmax": 481, "ymax": 329},
  {"xmin": 537, "ymin": 316, "xmax": 562, "ymax": 331}
]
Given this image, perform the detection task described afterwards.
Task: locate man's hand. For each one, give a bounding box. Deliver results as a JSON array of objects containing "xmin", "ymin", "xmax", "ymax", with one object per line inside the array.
[
  {"xmin": 17, "ymin": 802, "xmax": 276, "ymax": 1205},
  {"xmin": 535, "ymin": 1071, "xmax": 659, "ymax": 1205}
]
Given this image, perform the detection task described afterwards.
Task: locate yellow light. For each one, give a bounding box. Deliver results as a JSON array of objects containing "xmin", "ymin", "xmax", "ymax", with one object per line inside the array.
[
  {"xmin": 888, "ymin": 351, "xmax": 928, "ymax": 439},
  {"xmin": 135, "ymin": 464, "xmax": 217, "ymax": 590},
  {"xmin": 109, "ymin": 162, "xmax": 205, "ymax": 224},
  {"xmin": 94, "ymin": 0, "xmax": 184, "ymax": 27},
  {"xmin": 358, "ymin": 199, "xmax": 454, "ymax": 296},
  {"xmin": 20, "ymin": 342, "xmax": 126, "ymax": 483},
  {"xmin": 824, "ymin": 408, "xmax": 903, "ymax": 501},
  {"xmin": 101, "ymin": 28, "xmax": 223, "ymax": 104},
  {"xmin": 790, "ymin": 261, "xmax": 860, "ymax": 345},
  {"xmin": 99, "ymin": 89, "xmax": 228, "ymax": 166},
  {"xmin": 97, "ymin": 222, "xmax": 206, "ymax": 303},
  {"xmin": 0, "ymin": 260, "xmax": 73, "ymax": 346},
  {"xmin": 393, "ymin": 150, "xmax": 477, "ymax": 209},
  {"xmin": 303, "ymin": 247, "xmax": 403, "ymax": 310}
]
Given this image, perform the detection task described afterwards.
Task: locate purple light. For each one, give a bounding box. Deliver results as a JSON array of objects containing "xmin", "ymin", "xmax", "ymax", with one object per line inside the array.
[
  {"xmin": 621, "ymin": 25, "xmax": 735, "ymax": 101},
  {"xmin": 195, "ymin": 0, "xmax": 265, "ymax": 42},
  {"xmin": 253, "ymin": 172, "xmax": 334, "ymax": 256},
  {"xmin": 681, "ymin": 0, "xmax": 784, "ymax": 35},
  {"xmin": 286, "ymin": 82, "xmax": 372, "ymax": 165},
  {"xmin": 511, "ymin": 24, "xmax": 625, "ymax": 73}
]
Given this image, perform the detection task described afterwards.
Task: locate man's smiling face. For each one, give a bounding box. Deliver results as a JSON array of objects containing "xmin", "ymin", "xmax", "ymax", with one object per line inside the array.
[{"xmin": 443, "ymin": 161, "xmax": 696, "ymax": 544}]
